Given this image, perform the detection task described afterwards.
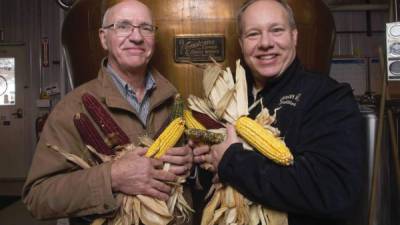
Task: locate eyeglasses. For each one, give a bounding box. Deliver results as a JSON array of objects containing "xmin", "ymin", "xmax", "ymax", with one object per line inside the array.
[{"xmin": 102, "ymin": 21, "xmax": 157, "ymax": 37}]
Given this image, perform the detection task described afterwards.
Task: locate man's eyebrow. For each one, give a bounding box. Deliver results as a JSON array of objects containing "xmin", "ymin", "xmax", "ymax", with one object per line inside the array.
[
  {"xmin": 116, "ymin": 19, "xmax": 131, "ymax": 23},
  {"xmin": 115, "ymin": 19, "xmax": 153, "ymax": 26},
  {"xmin": 139, "ymin": 21, "xmax": 154, "ymax": 26}
]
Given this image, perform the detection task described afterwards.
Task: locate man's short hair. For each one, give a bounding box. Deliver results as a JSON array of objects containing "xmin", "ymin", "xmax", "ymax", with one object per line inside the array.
[
  {"xmin": 101, "ymin": 0, "xmax": 124, "ymax": 27},
  {"xmin": 236, "ymin": 0, "xmax": 297, "ymax": 35}
]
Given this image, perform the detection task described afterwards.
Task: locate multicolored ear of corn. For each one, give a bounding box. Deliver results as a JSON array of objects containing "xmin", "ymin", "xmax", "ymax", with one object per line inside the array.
[
  {"xmin": 145, "ymin": 117, "xmax": 186, "ymax": 159},
  {"xmin": 184, "ymin": 109, "xmax": 206, "ymax": 130},
  {"xmin": 185, "ymin": 128, "xmax": 225, "ymax": 145},
  {"xmin": 235, "ymin": 116, "xmax": 294, "ymax": 166}
]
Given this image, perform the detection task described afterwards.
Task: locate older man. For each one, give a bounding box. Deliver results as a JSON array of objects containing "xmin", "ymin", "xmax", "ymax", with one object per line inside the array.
[
  {"xmin": 193, "ymin": 0, "xmax": 364, "ymax": 225},
  {"xmin": 23, "ymin": 0, "xmax": 193, "ymax": 224}
]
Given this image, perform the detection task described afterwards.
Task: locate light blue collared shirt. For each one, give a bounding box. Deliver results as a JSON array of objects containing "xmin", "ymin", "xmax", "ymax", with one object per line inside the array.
[{"xmin": 107, "ymin": 65, "xmax": 156, "ymax": 125}]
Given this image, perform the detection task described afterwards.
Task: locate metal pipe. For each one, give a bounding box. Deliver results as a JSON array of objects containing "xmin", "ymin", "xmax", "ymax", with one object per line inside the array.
[
  {"xmin": 62, "ymin": 47, "xmax": 74, "ymax": 90},
  {"xmin": 38, "ymin": 0, "xmax": 43, "ymax": 96},
  {"xmin": 367, "ymin": 47, "xmax": 386, "ymax": 225},
  {"xmin": 59, "ymin": 8, "xmax": 66, "ymax": 97},
  {"xmin": 329, "ymin": 4, "xmax": 388, "ymax": 12}
]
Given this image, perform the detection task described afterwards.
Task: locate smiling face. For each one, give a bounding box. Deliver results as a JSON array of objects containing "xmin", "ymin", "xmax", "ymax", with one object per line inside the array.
[
  {"xmin": 239, "ymin": 0, "xmax": 298, "ymax": 87},
  {"xmin": 99, "ymin": 0, "xmax": 155, "ymax": 74}
]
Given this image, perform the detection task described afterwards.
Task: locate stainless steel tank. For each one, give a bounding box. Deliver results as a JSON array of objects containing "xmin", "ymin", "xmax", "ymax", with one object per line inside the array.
[
  {"xmin": 350, "ymin": 105, "xmax": 377, "ymax": 225},
  {"xmin": 353, "ymin": 105, "xmax": 397, "ymax": 225}
]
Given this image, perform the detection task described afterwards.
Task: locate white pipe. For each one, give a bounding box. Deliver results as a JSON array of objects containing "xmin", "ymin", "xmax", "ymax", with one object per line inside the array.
[
  {"xmin": 62, "ymin": 47, "xmax": 74, "ymax": 90},
  {"xmin": 59, "ymin": 8, "xmax": 66, "ymax": 97},
  {"xmin": 329, "ymin": 4, "xmax": 389, "ymax": 12}
]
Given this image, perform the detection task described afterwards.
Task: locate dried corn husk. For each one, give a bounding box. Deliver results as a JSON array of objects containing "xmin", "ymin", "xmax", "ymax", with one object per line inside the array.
[
  {"xmin": 201, "ymin": 183, "xmax": 287, "ymax": 225},
  {"xmin": 235, "ymin": 60, "xmax": 248, "ymax": 117},
  {"xmin": 188, "ymin": 59, "xmax": 248, "ymax": 124},
  {"xmin": 187, "ymin": 60, "xmax": 288, "ymax": 225},
  {"xmin": 47, "ymin": 144, "xmax": 92, "ymax": 169},
  {"xmin": 140, "ymin": 136, "xmax": 194, "ymax": 222},
  {"xmin": 48, "ymin": 143, "xmax": 192, "ymax": 225}
]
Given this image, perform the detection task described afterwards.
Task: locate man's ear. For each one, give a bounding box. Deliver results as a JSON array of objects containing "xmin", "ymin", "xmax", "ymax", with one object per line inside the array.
[
  {"xmin": 239, "ymin": 37, "xmax": 243, "ymax": 50},
  {"xmin": 292, "ymin": 28, "xmax": 298, "ymax": 47},
  {"xmin": 99, "ymin": 29, "xmax": 108, "ymax": 50}
]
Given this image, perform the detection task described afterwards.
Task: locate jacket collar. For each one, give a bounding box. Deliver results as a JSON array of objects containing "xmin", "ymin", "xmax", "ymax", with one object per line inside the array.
[
  {"xmin": 246, "ymin": 57, "xmax": 303, "ymax": 103},
  {"xmin": 96, "ymin": 61, "xmax": 177, "ymax": 114}
]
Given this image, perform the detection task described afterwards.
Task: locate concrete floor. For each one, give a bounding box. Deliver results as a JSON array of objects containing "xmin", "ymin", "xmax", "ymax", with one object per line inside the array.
[{"xmin": 0, "ymin": 200, "xmax": 59, "ymax": 225}]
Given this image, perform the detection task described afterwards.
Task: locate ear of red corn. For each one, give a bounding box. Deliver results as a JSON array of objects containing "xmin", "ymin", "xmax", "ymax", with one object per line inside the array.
[
  {"xmin": 73, "ymin": 113, "xmax": 114, "ymax": 155},
  {"xmin": 81, "ymin": 93, "xmax": 130, "ymax": 146},
  {"xmin": 184, "ymin": 110, "xmax": 206, "ymax": 130},
  {"xmin": 191, "ymin": 110, "xmax": 224, "ymax": 129}
]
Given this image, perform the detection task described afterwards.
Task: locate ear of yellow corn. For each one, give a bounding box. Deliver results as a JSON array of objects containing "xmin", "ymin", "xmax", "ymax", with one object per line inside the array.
[
  {"xmin": 145, "ymin": 117, "xmax": 185, "ymax": 159},
  {"xmin": 184, "ymin": 110, "xmax": 206, "ymax": 130},
  {"xmin": 235, "ymin": 116, "xmax": 293, "ymax": 166}
]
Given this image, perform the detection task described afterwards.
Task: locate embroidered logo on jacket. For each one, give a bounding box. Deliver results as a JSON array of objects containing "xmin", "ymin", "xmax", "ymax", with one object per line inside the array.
[{"xmin": 279, "ymin": 93, "xmax": 302, "ymax": 107}]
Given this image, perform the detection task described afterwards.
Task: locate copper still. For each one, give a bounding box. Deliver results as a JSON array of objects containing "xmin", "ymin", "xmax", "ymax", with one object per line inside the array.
[{"xmin": 62, "ymin": 0, "xmax": 335, "ymax": 98}]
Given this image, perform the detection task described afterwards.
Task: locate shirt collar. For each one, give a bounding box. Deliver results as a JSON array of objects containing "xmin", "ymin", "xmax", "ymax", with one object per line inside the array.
[{"xmin": 106, "ymin": 64, "xmax": 156, "ymax": 96}]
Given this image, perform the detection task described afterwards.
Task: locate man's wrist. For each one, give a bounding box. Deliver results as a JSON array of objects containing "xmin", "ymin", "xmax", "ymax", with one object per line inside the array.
[{"xmin": 110, "ymin": 161, "xmax": 120, "ymax": 191}]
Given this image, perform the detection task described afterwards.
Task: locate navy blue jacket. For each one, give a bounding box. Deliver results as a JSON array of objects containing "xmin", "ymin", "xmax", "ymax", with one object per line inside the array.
[{"xmin": 218, "ymin": 58, "xmax": 364, "ymax": 225}]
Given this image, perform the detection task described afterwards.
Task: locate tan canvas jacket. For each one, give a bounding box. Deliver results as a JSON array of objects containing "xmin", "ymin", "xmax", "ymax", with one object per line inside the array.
[{"xmin": 22, "ymin": 65, "xmax": 193, "ymax": 224}]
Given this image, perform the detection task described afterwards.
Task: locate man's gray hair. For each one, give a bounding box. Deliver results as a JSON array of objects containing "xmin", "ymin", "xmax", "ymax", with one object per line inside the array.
[
  {"xmin": 102, "ymin": 7, "xmax": 111, "ymax": 27},
  {"xmin": 236, "ymin": 0, "xmax": 297, "ymax": 35}
]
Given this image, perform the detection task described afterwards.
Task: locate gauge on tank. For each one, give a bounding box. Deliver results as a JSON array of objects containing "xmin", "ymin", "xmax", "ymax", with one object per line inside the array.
[
  {"xmin": 390, "ymin": 25, "xmax": 400, "ymax": 37},
  {"xmin": 390, "ymin": 42, "xmax": 400, "ymax": 55},
  {"xmin": 389, "ymin": 61, "xmax": 400, "ymax": 75}
]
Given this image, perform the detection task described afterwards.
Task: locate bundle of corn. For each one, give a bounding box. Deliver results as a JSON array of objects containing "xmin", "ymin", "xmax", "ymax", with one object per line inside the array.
[
  {"xmin": 48, "ymin": 93, "xmax": 191, "ymax": 225},
  {"xmin": 49, "ymin": 143, "xmax": 173, "ymax": 225},
  {"xmin": 144, "ymin": 116, "xmax": 194, "ymax": 222},
  {"xmin": 187, "ymin": 60, "xmax": 293, "ymax": 225},
  {"xmin": 150, "ymin": 94, "xmax": 195, "ymax": 222}
]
